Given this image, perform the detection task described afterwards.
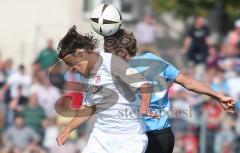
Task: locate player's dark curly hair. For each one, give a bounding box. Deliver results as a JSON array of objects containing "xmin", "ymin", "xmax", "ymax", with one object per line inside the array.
[
  {"xmin": 104, "ymin": 29, "xmax": 137, "ymax": 56},
  {"xmin": 58, "ymin": 25, "xmax": 99, "ymax": 59}
]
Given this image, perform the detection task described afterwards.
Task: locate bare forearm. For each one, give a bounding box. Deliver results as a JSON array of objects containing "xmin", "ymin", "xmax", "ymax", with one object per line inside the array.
[
  {"xmin": 56, "ymin": 106, "xmax": 96, "ymax": 146},
  {"xmin": 65, "ymin": 116, "xmax": 89, "ymax": 133},
  {"xmin": 139, "ymin": 83, "xmax": 152, "ymax": 112},
  {"xmin": 65, "ymin": 106, "xmax": 95, "ymax": 132},
  {"xmin": 185, "ymin": 79, "xmax": 221, "ymax": 100},
  {"xmin": 175, "ymin": 74, "xmax": 222, "ymax": 101},
  {"xmin": 176, "ymin": 73, "xmax": 236, "ymax": 113}
]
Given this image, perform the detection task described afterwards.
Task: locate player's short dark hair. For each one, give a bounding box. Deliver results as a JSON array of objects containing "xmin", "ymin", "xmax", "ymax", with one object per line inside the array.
[
  {"xmin": 104, "ymin": 29, "xmax": 137, "ymax": 56},
  {"xmin": 58, "ymin": 25, "xmax": 99, "ymax": 59}
]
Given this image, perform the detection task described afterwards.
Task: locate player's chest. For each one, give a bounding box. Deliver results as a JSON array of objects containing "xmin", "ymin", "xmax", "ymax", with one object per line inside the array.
[{"xmin": 87, "ymin": 68, "xmax": 112, "ymax": 86}]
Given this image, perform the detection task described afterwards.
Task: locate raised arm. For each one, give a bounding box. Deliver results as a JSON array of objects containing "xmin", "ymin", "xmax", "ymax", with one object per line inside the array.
[
  {"xmin": 110, "ymin": 55, "xmax": 154, "ymax": 117},
  {"xmin": 175, "ymin": 73, "xmax": 235, "ymax": 113},
  {"xmin": 56, "ymin": 105, "xmax": 96, "ymax": 146},
  {"xmin": 138, "ymin": 83, "xmax": 153, "ymax": 116}
]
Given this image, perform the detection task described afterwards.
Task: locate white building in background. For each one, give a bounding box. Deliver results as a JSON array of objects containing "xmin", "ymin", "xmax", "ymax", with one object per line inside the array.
[
  {"xmin": 0, "ymin": 0, "xmax": 77, "ymax": 69},
  {"xmin": 0, "ymin": 0, "xmax": 144, "ymax": 69},
  {"xmin": 0, "ymin": 0, "xmax": 183, "ymax": 69}
]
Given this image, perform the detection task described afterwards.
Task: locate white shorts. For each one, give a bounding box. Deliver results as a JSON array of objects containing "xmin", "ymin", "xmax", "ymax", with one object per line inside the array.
[{"xmin": 82, "ymin": 128, "xmax": 148, "ymax": 153}]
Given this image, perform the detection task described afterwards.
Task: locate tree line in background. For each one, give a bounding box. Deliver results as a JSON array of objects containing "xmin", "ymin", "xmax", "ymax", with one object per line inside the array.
[{"xmin": 151, "ymin": 0, "xmax": 240, "ymax": 34}]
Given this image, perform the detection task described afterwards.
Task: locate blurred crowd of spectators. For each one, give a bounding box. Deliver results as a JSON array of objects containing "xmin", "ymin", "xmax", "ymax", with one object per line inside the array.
[
  {"xmin": 0, "ymin": 41, "xmax": 92, "ymax": 153},
  {"xmin": 134, "ymin": 15, "xmax": 240, "ymax": 153},
  {"xmin": 169, "ymin": 17, "xmax": 240, "ymax": 153},
  {"xmin": 0, "ymin": 15, "xmax": 239, "ymax": 153}
]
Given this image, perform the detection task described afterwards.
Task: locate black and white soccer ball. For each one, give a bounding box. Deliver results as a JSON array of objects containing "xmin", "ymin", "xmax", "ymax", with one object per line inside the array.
[{"xmin": 90, "ymin": 4, "xmax": 122, "ymax": 36}]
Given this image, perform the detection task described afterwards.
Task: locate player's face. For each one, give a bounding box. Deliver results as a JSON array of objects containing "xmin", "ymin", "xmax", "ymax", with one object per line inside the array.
[{"xmin": 62, "ymin": 50, "xmax": 91, "ymax": 77}]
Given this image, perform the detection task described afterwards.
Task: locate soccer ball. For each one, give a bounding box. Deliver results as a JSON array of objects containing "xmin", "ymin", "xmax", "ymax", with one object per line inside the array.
[{"xmin": 90, "ymin": 4, "xmax": 122, "ymax": 36}]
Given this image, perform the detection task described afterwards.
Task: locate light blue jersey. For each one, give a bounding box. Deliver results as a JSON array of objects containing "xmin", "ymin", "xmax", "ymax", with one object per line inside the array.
[{"xmin": 129, "ymin": 52, "xmax": 180, "ymax": 131}]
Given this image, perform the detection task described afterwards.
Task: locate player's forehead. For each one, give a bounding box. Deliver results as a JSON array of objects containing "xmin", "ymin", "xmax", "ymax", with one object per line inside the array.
[{"xmin": 62, "ymin": 51, "xmax": 92, "ymax": 66}]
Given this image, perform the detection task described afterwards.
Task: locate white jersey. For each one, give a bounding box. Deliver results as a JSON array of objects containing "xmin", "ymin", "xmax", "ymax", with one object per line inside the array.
[{"xmin": 82, "ymin": 51, "xmax": 147, "ymax": 134}]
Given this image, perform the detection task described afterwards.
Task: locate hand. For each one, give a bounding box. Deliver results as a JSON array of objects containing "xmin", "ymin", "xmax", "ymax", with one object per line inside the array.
[
  {"xmin": 139, "ymin": 103, "xmax": 159, "ymax": 118},
  {"xmin": 56, "ymin": 129, "xmax": 70, "ymax": 146},
  {"xmin": 217, "ymin": 95, "xmax": 236, "ymax": 113}
]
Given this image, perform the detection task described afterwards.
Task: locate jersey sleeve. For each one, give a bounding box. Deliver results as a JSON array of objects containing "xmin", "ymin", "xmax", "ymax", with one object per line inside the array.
[
  {"xmin": 110, "ymin": 55, "xmax": 149, "ymax": 89},
  {"xmin": 164, "ymin": 63, "xmax": 180, "ymax": 81}
]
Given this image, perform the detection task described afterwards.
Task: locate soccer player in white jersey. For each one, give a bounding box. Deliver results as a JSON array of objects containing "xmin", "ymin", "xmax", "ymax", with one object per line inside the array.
[{"xmin": 55, "ymin": 26, "xmax": 156, "ymax": 153}]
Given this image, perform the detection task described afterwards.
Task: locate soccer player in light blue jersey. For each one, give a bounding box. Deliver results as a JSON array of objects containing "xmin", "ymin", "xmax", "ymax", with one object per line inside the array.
[{"xmin": 104, "ymin": 29, "xmax": 236, "ymax": 153}]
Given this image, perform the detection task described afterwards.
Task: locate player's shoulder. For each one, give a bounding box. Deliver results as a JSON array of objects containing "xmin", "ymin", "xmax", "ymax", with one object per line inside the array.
[
  {"xmin": 133, "ymin": 52, "xmax": 168, "ymax": 64},
  {"xmin": 96, "ymin": 50, "xmax": 114, "ymax": 73},
  {"xmin": 97, "ymin": 50, "xmax": 112, "ymax": 60}
]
